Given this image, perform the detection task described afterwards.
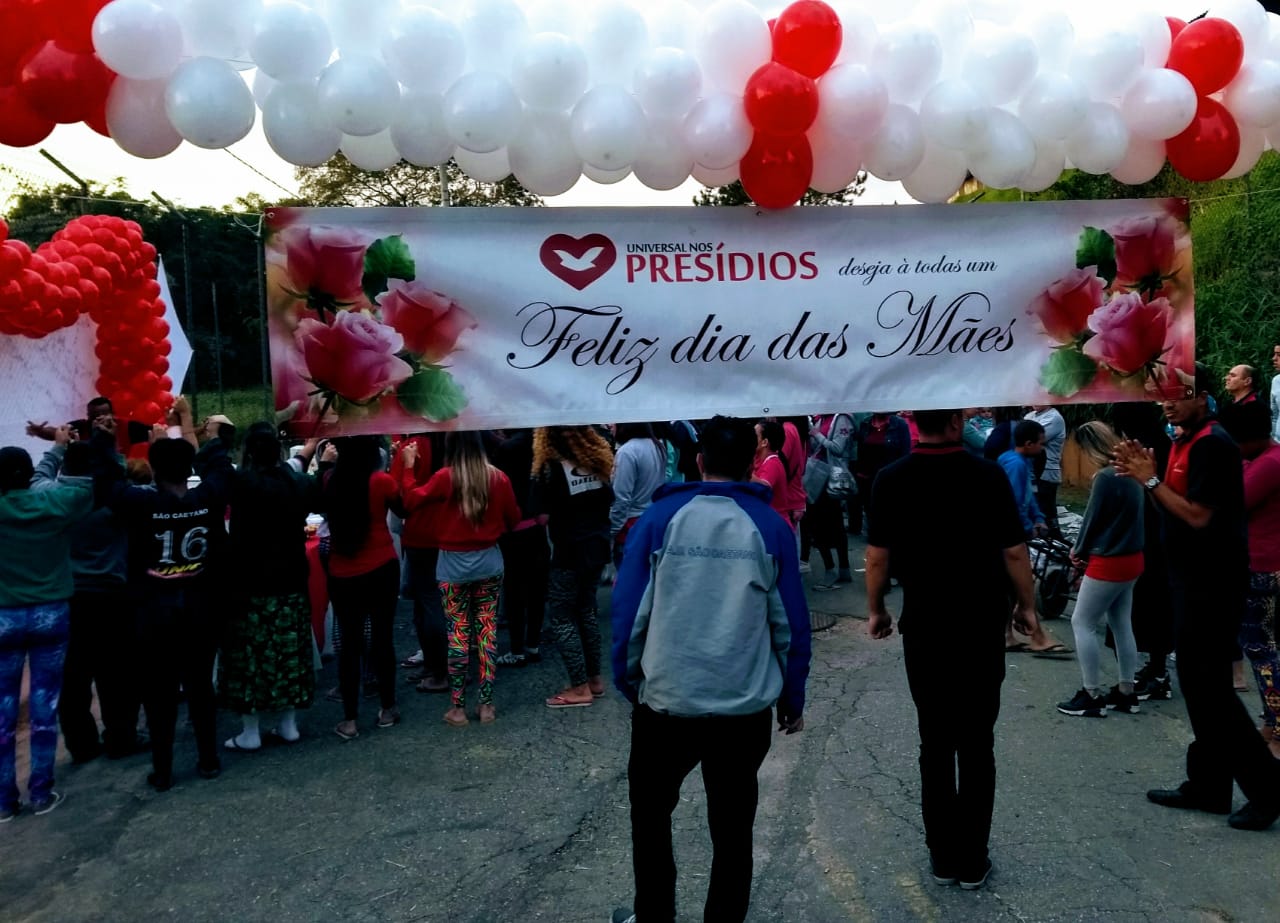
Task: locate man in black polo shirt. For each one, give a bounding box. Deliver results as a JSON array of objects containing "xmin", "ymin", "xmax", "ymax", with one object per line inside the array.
[
  {"xmin": 866, "ymin": 409, "xmax": 1041, "ymax": 889},
  {"xmin": 1114, "ymin": 363, "xmax": 1280, "ymax": 831}
]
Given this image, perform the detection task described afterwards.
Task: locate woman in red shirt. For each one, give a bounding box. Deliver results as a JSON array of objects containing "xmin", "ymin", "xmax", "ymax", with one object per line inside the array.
[
  {"xmin": 324, "ymin": 437, "xmax": 404, "ymax": 740},
  {"xmin": 402, "ymin": 433, "xmax": 520, "ymax": 726}
]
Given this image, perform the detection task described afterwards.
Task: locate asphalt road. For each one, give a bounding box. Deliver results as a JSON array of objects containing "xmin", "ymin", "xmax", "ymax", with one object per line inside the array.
[{"xmin": 2, "ymin": 536, "xmax": 1276, "ymax": 922}]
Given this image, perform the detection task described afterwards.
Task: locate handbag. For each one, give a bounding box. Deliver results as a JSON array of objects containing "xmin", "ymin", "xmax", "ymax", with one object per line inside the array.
[
  {"xmin": 826, "ymin": 464, "xmax": 855, "ymax": 499},
  {"xmin": 802, "ymin": 457, "xmax": 831, "ymax": 504}
]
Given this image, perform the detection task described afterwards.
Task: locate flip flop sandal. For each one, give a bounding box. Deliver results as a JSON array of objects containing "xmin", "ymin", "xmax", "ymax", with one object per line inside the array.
[
  {"xmin": 376, "ymin": 712, "xmax": 401, "ymax": 729},
  {"xmin": 443, "ymin": 712, "xmax": 470, "ymax": 727},
  {"xmin": 333, "ymin": 724, "xmax": 359, "ymax": 741},
  {"xmin": 545, "ymin": 694, "xmax": 594, "ymax": 709},
  {"xmin": 223, "ymin": 738, "xmax": 261, "ymax": 752},
  {"xmin": 1005, "ymin": 642, "xmax": 1031, "ymax": 652},
  {"xmin": 1031, "ymin": 645, "xmax": 1075, "ymax": 659},
  {"xmin": 416, "ymin": 679, "xmax": 449, "ymax": 694},
  {"xmin": 478, "ymin": 706, "xmax": 497, "ymax": 724},
  {"xmin": 268, "ymin": 729, "xmax": 300, "ymax": 745},
  {"xmin": 591, "ymin": 688, "xmax": 606, "ymax": 698}
]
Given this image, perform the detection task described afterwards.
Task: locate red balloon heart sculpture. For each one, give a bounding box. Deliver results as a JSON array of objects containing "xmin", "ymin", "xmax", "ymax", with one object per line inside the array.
[{"xmin": 0, "ymin": 214, "xmax": 174, "ymax": 424}]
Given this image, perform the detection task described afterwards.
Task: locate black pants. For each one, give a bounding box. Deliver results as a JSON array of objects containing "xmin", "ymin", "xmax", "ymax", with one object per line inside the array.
[
  {"xmin": 405, "ymin": 547, "xmax": 446, "ymax": 680},
  {"xmin": 903, "ymin": 633, "xmax": 1004, "ymax": 877},
  {"xmin": 1033, "ymin": 481, "xmax": 1060, "ymax": 533},
  {"xmin": 59, "ymin": 589, "xmax": 141, "ymax": 759},
  {"xmin": 1172, "ymin": 576, "xmax": 1280, "ymax": 809},
  {"xmin": 628, "ymin": 704, "xmax": 772, "ymax": 923},
  {"xmin": 139, "ymin": 597, "xmax": 219, "ymax": 781},
  {"xmin": 330, "ymin": 560, "xmax": 400, "ymax": 721},
  {"xmin": 498, "ymin": 526, "xmax": 550, "ymax": 654}
]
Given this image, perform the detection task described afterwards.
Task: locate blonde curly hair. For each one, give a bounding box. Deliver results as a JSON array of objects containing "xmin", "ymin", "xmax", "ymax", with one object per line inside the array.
[{"xmin": 532, "ymin": 426, "xmax": 614, "ymax": 482}]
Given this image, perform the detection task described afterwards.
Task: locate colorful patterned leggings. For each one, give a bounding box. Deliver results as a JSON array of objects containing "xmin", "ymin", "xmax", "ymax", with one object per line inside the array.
[
  {"xmin": 440, "ymin": 576, "xmax": 503, "ymax": 707},
  {"xmin": 1242, "ymin": 570, "xmax": 1280, "ymax": 731},
  {"xmin": 0, "ymin": 602, "xmax": 69, "ymax": 813}
]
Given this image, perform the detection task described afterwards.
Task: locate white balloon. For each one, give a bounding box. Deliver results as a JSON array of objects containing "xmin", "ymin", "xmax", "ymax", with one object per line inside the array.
[
  {"xmin": 919, "ymin": 79, "xmax": 989, "ymax": 149},
  {"xmin": 391, "ymin": 90, "xmax": 455, "ymax": 167},
  {"xmin": 164, "ymin": 56, "xmax": 256, "ymax": 148},
  {"xmin": 454, "ymin": 145, "xmax": 514, "ymax": 183},
  {"xmin": 1070, "ymin": 28, "xmax": 1143, "ymax": 100},
  {"xmin": 317, "ymin": 55, "xmax": 400, "ymax": 137},
  {"xmin": 692, "ymin": 161, "xmax": 740, "ymax": 188},
  {"xmin": 1120, "ymin": 69, "xmax": 1197, "ymax": 140},
  {"xmin": 341, "ymin": 129, "xmax": 401, "ymax": 172},
  {"xmin": 1224, "ymin": 61, "xmax": 1280, "ymax": 128},
  {"xmin": 509, "ymin": 112, "xmax": 582, "ymax": 196},
  {"xmin": 525, "ymin": 0, "xmax": 581, "ymax": 35},
  {"xmin": 1065, "ymin": 102, "xmax": 1130, "ymax": 174},
  {"xmin": 919, "ymin": 0, "xmax": 975, "ymax": 65},
  {"xmin": 177, "ymin": 0, "xmax": 260, "ymax": 67},
  {"xmin": 813, "ymin": 64, "xmax": 889, "ymax": 139},
  {"xmin": 1221, "ymin": 122, "xmax": 1265, "ymax": 179},
  {"xmin": 582, "ymin": 1, "xmax": 650, "ymax": 90},
  {"xmin": 695, "ymin": 0, "xmax": 772, "ymax": 95},
  {"xmin": 106, "ymin": 77, "xmax": 182, "ymax": 159},
  {"xmin": 570, "ymin": 85, "xmax": 647, "ymax": 170},
  {"xmin": 645, "ymin": 0, "xmax": 699, "ymax": 51},
  {"xmin": 92, "ymin": 0, "xmax": 183, "ymax": 80},
  {"xmin": 460, "ymin": 0, "xmax": 530, "ymax": 75},
  {"xmin": 511, "ymin": 32, "xmax": 589, "ymax": 111},
  {"xmin": 632, "ymin": 116, "xmax": 694, "ymax": 190},
  {"xmin": 1015, "ymin": 8, "xmax": 1073, "ymax": 73},
  {"xmin": 634, "ymin": 47, "xmax": 702, "ymax": 119},
  {"xmin": 251, "ymin": 70, "xmax": 277, "ymax": 108},
  {"xmin": 1208, "ymin": 0, "xmax": 1271, "ymax": 56},
  {"xmin": 1110, "ymin": 136, "xmax": 1167, "ymax": 185},
  {"xmin": 320, "ymin": 0, "xmax": 398, "ymax": 56},
  {"xmin": 683, "ymin": 93, "xmax": 752, "ymax": 170},
  {"xmin": 384, "ymin": 6, "xmax": 467, "ymax": 94},
  {"xmin": 967, "ymin": 108, "xmax": 1036, "ymax": 188},
  {"xmin": 1019, "ymin": 72, "xmax": 1089, "ymax": 141},
  {"xmin": 1123, "ymin": 7, "xmax": 1171, "ymax": 70},
  {"xmin": 262, "ymin": 81, "xmax": 342, "ymax": 166},
  {"xmin": 250, "ymin": 1, "xmax": 332, "ymax": 82},
  {"xmin": 872, "ymin": 23, "xmax": 943, "ymax": 103},
  {"xmin": 443, "ymin": 71, "xmax": 523, "ymax": 153},
  {"xmin": 1268, "ymin": 12, "xmax": 1280, "ymax": 62},
  {"xmin": 832, "ymin": 2, "xmax": 879, "ymax": 65},
  {"xmin": 864, "ymin": 103, "xmax": 926, "ymax": 180},
  {"xmin": 901, "ymin": 140, "xmax": 967, "ymax": 203},
  {"xmin": 808, "ymin": 121, "xmax": 865, "ymax": 194},
  {"xmin": 583, "ymin": 163, "xmax": 632, "ymax": 184},
  {"xmin": 961, "ymin": 26, "xmax": 1038, "ymax": 105},
  {"xmin": 1019, "ymin": 139, "xmax": 1066, "ymax": 192}
]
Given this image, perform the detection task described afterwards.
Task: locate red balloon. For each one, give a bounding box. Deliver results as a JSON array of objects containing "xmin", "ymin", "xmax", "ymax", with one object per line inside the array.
[
  {"xmin": 1166, "ymin": 96, "xmax": 1240, "ymax": 182},
  {"xmin": 740, "ymin": 133, "xmax": 813, "ymax": 209},
  {"xmin": 744, "ymin": 62, "xmax": 819, "ymax": 136},
  {"xmin": 0, "ymin": 82, "xmax": 54, "ymax": 146},
  {"xmin": 771, "ymin": 0, "xmax": 842, "ymax": 78},
  {"xmin": 1166, "ymin": 17, "xmax": 1244, "ymax": 96},
  {"xmin": 0, "ymin": 0, "xmax": 45, "ymax": 83},
  {"xmin": 32, "ymin": 0, "xmax": 109, "ymax": 55},
  {"xmin": 16, "ymin": 40, "xmax": 115, "ymax": 124},
  {"xmin": 1166, "ymin": 17, "xmax": 1187, "ymax": 42}
]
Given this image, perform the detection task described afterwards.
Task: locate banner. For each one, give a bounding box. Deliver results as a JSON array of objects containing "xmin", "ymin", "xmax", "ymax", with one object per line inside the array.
[{"xmin": 265, "ymin": 200, "xmax": 1194, "ymax": 436}]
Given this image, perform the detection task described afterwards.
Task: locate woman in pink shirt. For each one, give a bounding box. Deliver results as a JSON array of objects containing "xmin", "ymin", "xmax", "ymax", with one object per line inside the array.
[
  {"xmin": 752, "ymin": 421, "xmax": 796, "ymax": 528},
  {"xmin": 1221, "ymin": 402, "xmax": 1280, "ymax": 757}
]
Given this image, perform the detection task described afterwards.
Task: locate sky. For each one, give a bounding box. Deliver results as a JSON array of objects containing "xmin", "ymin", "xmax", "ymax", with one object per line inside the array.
[{"xmin": 0, "ymin": 120, "xmax": 913, "ymax": 212}]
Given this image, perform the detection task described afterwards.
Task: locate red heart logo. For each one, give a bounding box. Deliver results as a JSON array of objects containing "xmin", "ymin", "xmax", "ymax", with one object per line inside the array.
[
  {"xmin": 0, "ymin": 215, "xmax": 174, "ymax": 423},
  {"xmin": 539, "ymin": 233, "xmax": 617, "ymax": 291}
]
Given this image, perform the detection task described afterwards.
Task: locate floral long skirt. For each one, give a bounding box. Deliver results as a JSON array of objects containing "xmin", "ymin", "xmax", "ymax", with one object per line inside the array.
[{"xmin": 220, "ymin": 592, "xmax": 315, "ymax": 714}]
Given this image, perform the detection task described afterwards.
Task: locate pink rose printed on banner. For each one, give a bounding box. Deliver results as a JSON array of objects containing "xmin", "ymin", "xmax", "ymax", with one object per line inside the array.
[
  {"xmin": 264, "ymin": 209, "xmax": 474, "ymax": 434},
  {"xmin": 1028, "ymin": 211, "xmax": 1193, "ymax": 402}
]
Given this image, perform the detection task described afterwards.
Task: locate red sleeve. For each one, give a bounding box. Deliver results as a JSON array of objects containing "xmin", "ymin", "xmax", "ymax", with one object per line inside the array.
[
  {"xmin": 405, "ymin": 468, "xmax": 449, "ymax": 514},
  {"xmin": 1245, "ymin": 454, "xmax": 1280, "ymax": 512}
]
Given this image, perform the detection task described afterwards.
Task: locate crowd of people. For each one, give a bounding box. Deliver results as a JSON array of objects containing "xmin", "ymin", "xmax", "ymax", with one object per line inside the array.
[{"xmin": 3, "ymin": 361, "xmax": 1280, "ymax": 919}]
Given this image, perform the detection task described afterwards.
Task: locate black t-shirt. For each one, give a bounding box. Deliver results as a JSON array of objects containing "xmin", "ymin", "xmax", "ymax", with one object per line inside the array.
[
  {"xmin": 1163, "ymin": 422, "xmax": 1248, "ymax": 581},
  {"xmin": 529, "ymin": 458, "xmax": 614, "ymax": 570},
  {"xmin": 868, "ymin": 444, "xmax": 1026, "ymax": 638}
]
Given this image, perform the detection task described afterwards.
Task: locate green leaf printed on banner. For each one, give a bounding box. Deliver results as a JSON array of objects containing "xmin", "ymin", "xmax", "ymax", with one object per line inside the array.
[
  {"xmin": 1039, "ymin": 347, "xmax": 1098, "ymax": 398},
  {"xmin": 1075, "ymin": 226, "xmax": 1116, "ymax": 287},
  {"xmin": 397, "ymin": 367, "xmax": 467, "ymax": 422},
  {"xmin": 363, "ymin": 235, "xmax": 416, "ymax": 301}
]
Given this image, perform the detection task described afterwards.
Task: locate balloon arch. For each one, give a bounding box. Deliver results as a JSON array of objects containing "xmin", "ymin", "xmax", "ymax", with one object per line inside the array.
[{"xmin": 2, "ymin": 0, "xmax": 1279, "ymax": 208}]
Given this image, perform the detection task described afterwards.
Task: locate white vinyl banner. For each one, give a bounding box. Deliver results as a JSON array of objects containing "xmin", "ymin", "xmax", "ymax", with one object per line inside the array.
[{"xmin": 265, "ymin": 201, "xmax": 1195, "ymax": 436}]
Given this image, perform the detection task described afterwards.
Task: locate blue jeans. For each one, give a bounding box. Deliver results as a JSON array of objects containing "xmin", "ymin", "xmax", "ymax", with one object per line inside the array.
[{"xmin": 0, "ymin": 601, "xmax": 70, "ymax": 812}]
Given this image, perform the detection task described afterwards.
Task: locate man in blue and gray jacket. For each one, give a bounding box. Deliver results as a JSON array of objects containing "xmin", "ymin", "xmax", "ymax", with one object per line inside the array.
[{"xmin": 609, "ymin": 415, "xmax": 811, "ymax": 923}]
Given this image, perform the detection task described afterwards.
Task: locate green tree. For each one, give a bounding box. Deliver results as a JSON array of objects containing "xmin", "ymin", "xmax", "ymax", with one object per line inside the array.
[
  {"xmin": 692, "ymin": 176, "xmax": 866, "ymax": 207},
  {"xmin": 295, "ymin": 156, "xmax": 541, "ymax": 207}
]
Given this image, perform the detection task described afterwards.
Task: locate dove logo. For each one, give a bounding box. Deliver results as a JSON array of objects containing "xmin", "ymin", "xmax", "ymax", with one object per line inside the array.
[{"xmin": 539, "ymin": 233, "xmax": 617, "ymax": 290}]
